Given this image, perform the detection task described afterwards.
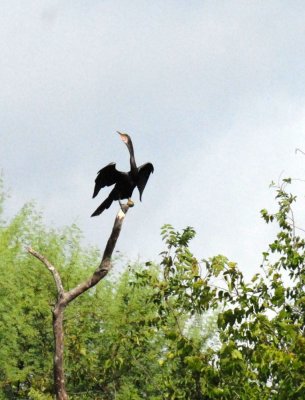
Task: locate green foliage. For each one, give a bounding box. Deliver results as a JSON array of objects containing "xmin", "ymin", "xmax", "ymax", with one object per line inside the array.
[
  {"xmin": 0, "ymin": 197, "xmax": 102, "ymax": 398},
  {"xmin": 28, "ymin": 388, "xmax": 52, "ymax": 400},
  {"xmin": 123, "ymin": 179, "xmax": 305, "ymax": 398},
  {"xmin": 1, "ymin": 177, "xmax": 305, "ymax": 398}
]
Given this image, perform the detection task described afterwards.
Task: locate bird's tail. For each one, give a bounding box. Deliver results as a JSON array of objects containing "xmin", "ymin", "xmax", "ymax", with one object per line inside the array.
[{"xmin": 91, "ymin": 196, "xmax": 113, "ymax": 217}]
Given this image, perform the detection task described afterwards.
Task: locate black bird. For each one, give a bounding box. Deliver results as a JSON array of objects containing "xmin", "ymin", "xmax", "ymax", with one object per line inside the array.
[{"xmin": 91, "ymin": 132, "xmax": 154, "ymax": 217}]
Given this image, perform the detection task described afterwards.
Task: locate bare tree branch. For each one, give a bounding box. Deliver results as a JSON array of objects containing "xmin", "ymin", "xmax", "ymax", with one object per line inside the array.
[
  {"xmin": 27, "ymin": 246, "xmax": 65, "ymax": 298},
  {"xmin": 295, "ymin": 148, "xmax": 305, "ymax": 156},
  {"xmin": 27, "ymin": 204, "xmax": 130, "ymax": 399},
  {"xmin": 65, "ymin": 206, "xmax": 129, "ymax": 304}
]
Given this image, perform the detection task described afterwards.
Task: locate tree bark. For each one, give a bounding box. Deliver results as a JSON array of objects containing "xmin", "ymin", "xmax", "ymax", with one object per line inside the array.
[
  {"xmin": 53, "ymin": 302, "xmax": 68, "ymax": 400},
  {"xmin": 27, "ymin": 205, "xmax": 129, "ymax": 399}
]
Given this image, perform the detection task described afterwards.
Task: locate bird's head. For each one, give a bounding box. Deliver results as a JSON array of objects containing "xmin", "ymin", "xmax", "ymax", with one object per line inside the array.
[{"xmin": 117, "ymin": 131, "xmax": 130, "ymax": 145}]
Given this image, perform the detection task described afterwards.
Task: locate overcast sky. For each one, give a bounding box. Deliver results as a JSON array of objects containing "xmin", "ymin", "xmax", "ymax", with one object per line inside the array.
[{"xmin": 1, "ymin": 1, "xmax": 305, "ymax": 277}]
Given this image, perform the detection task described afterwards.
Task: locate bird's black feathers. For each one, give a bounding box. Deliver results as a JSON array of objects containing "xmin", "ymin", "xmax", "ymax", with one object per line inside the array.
[
  {"xmin": 92, "ymin": 163, "xmax": 119, "ymax": 198},
  {"xmin": 137, "ymin": 162, "xmax": 154, "ymax": 201},
  {"xmin": 91, "ymin": 133, "xmax": 153, "ymax": 217},
  {"xmin": 91, "ymin": 190, "xmax": 114, "ymax": 216}
]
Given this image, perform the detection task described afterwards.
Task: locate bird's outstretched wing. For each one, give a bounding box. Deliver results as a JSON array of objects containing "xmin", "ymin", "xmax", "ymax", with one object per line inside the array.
[
  {"xmin": 137, "ymin": 162, "xmax": 154, "ymax": 201},
  {"xmin": 92, "ymin": 163, "xmax": 120, "ymax": 198},
  {"xmin": 91, "ymin": 191, "xmax": 115, "ymax": 216}
]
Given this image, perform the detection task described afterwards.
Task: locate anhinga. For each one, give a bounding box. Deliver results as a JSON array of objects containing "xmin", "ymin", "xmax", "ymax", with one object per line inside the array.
[{"xmin": 91, "ymin": 132, "xmax": 154, "ymax": 217}]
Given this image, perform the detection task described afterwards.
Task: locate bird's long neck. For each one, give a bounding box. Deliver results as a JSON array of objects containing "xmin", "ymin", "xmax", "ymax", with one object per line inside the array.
[{"xmin": 128, "ymin": 141, "xmax": 137, "ymax": 174}]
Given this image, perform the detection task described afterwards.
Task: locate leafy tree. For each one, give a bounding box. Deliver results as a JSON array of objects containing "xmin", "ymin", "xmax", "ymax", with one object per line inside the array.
[
  {"xmin": 0, "ymin": 188, "xmax": 217, "ymax": 399},
  {"xmin": 2, "ymin": 176, "xmax": 305, "ymax": 399},
  {"xmin": 133, "ymin": 178, "xmax": 305, "ymax": 399},
  {"xmin": 0, "ymin": 199, "xmax": 104, "ymax": 398}
]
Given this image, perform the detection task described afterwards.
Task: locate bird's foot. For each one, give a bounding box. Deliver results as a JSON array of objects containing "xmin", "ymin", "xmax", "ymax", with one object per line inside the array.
[{"xmin": 127, "ymin": 198, "xmax": 135, "ymax": 207}]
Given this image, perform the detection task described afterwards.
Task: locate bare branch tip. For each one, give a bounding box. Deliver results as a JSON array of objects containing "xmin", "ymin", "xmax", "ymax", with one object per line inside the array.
[
  {"xmin": 118, "ymin": 210, "xmax": 126, "ymax": 220},
  {"xmin": 295, "ymin": 148, "xmax": 305, "ymax": 156},
  {"xmin": 117, "ymin": 204, "xmax": 129, "ymax": 220}
]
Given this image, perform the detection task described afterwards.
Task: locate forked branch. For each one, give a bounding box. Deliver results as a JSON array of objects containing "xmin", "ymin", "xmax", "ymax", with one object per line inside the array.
[{"xmin": 27, "ymin": 205, "xmax": 129, "ymax": 400}]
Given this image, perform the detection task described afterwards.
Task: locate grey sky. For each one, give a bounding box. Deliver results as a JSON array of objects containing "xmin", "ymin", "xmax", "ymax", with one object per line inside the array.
[{"xmin": 1, "ymin": 1, "xmax": 305, "ymax": 276}]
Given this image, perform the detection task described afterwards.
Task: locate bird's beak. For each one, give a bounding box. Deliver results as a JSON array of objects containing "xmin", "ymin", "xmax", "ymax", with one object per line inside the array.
[{"xmin": 117, "ymin": 131, "xmax": 128, "ymax": 144}]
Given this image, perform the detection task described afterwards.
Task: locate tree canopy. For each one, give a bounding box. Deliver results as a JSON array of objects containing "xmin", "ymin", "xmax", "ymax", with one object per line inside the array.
[{"xmin": 1, "ymin": 177, "xmax": 305, "ymax": 399}]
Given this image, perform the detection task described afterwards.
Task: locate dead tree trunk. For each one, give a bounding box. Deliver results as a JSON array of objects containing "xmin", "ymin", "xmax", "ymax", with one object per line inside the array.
[
  {"xmin": 27, "ymin": 205, "xmax": 129, "ymax": 400},
  {"xmin": 53, "ymin": 302, "xmax": 67, "ymax": 400}
]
